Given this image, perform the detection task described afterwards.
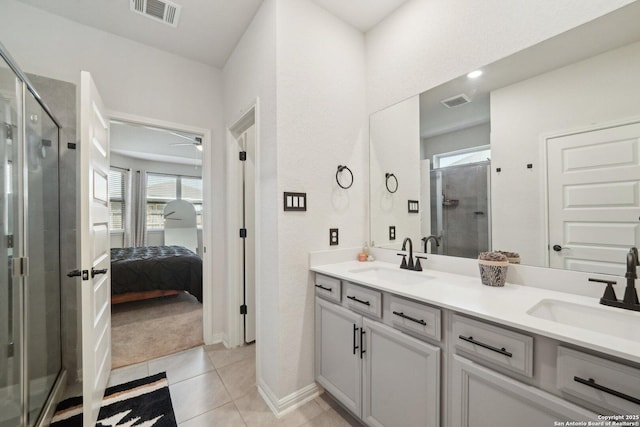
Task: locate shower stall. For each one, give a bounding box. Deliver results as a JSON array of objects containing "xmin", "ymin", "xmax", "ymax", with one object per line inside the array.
[
  {"xmin": 0, "ymin": 45, "xmax": 63, "ymax": 426},
  {"xmin": 430, "ymin": 161, "xmax": 491, "ymax": 258}
]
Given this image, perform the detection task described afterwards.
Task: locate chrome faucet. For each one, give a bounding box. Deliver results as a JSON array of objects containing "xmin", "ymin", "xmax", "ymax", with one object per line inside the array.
[{"xmin": 422, "ymin": 235, "xmax": 440, "ymax": 253}]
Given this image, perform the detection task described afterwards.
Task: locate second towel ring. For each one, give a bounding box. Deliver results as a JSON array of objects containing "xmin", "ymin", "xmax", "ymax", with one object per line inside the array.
[
  {"xmin": 385, "ymin": 173, "xmax": 398, "ymax": 193},
  {"xmin": 336, "ymin": 165, "xmax": 354, "ymax": 189}
]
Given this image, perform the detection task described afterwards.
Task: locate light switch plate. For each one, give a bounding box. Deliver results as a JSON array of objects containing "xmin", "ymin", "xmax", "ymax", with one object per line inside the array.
[
  {"xmin": 284, "ymin": 192, "xmax": 307, "ymax": 211},
  {"xmin": 329, "ymin": 228, "xmax": 339, "ymax": 246},
  {"xmin": 408, "ymin": 200, "xmax": 419, "ymax": 213},
  {"xmin": 389, "ymin": 226, "xmax": 396, "ymax": 240}
]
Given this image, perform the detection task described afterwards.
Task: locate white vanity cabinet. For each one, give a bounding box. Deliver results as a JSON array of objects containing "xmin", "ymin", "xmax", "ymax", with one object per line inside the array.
[
  {"xmin": 315, "ymin": 297, "xmax": 362, "ymax": 416},
  {"xmin": 315, "ymin": 295, "xmax": 440, "ymax": 427},
  {"xmin": 450, "ymin": 355, "xmax": 597, "ymax": 427},
  {"xmin": 362, "ymin": 318, "xmax": 440, "ymax": 427}
]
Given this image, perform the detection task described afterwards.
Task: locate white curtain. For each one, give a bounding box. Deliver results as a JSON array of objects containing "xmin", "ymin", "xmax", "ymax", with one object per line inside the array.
[{"xmin": 134, "ymin": 171, "xmax": 147, "ymax": 247}]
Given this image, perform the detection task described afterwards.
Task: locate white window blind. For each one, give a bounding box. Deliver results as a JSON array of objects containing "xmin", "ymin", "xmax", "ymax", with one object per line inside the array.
[
  {"xmin": 108, "ymin": 169, "xmax": 125, "ymax": 230},
  {"xmin": 146, "ymin": 174, "xmax": 178, "ymax": 200},
  {"xmin": 181, "ymin": 177, "xmax": 203, "ymax": 201},
  {"xmin": 145, "ymin": 173, "xmax": 203, "ymax": 230}
]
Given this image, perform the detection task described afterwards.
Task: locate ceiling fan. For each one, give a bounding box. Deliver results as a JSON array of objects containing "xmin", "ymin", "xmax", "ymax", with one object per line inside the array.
[{"xmin": 169, "ymin": 132, "xmax": 203, "ymax": 151}]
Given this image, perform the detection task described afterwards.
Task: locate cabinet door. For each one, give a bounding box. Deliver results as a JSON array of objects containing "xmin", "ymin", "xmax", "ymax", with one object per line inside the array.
[
  {"xmin": 450, "ymin": 355, "xmax": 597, "ymax": 427},
  {"xmin": 315, "ymin": 297, "xmax": 362, "ymax": 417},
  {"xmin": 362, "ymin": 318, "xmax": 440, "ymax": 427}
]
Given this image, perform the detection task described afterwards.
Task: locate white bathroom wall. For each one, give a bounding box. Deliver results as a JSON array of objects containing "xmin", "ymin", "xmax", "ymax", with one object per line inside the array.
[
  {"xmin": 422, "ymin": 122, "xmax": 490, "ymax": 162},
  {"xmin": 369, "ymin": 96, "xmax": 421, "ymax": 248},
  {"xmin": 275, "ymin": 0, "xmax": 368, "ymax": 401},
  {"xmin": 490, "ymin": 40, "xmax": 640, "ymax": 267},
  {"xmin": 222, "ymin": 0, "xmax": 280, "ymax": 394},
  {"xmin": 0, "ymin": 0, "xmax": 227, "ymax": 339},
  {"xmin": 365, "ymin": 0, "xmax": 636, "ymax": 115}
]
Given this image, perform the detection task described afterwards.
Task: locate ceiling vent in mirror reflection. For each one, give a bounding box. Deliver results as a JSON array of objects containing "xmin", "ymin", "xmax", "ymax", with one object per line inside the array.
[
  {"xmin": 440, "ymin": 93, "xmax": 471, "ymax": 108},
  {"xmin": 130, "ymin": 0, "xmax": 182, "ymax": 27}
]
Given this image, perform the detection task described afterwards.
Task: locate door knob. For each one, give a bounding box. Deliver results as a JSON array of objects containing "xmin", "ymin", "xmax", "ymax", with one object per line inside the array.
[
  {"xmin": 91, "ymin": 268, "xmax": 108, "ymax": 278},
  {"xmin": 67, "ymin": 269, "xmax": 89, "ymax": 280},
  {"xmin": 552, "ymin": 245, "xmax": 563, "ymax": 252}
]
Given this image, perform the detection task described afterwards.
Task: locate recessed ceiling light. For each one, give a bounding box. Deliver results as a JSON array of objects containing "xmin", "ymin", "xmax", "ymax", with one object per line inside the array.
[{"xmin": 467, "ymin": 70, "xmax": 483, "ymax": 79}]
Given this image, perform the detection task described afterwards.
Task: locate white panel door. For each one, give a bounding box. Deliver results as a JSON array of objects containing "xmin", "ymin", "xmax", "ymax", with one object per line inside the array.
[
  {"xmin": 80, "ymin": 71, "xmax": 111, "ymax": 427},
  {"xmin": 547, "ymin": 122, "xmax": 640, "ymax": 274}
]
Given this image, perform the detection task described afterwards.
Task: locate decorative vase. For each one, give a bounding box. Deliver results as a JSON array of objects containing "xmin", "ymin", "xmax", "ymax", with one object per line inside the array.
[{"xmin": 478, "ymin": 255, "xmax": 509, "ymax": 287}]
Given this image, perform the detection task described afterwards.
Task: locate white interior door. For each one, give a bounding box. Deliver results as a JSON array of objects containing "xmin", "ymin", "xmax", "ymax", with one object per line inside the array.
[
  {"xmin": 547, "ymin": 122, "xmax": 640, "ymax": 275},
  {"xmin": 243, "ymin": 125, "xmax": 256, "ymax": 343},
  {"xmin": 80, "ymin": 71, "xmax": 111, "ymax": 427}
]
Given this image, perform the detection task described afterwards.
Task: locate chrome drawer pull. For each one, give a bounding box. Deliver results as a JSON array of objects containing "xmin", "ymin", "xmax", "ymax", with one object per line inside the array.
[
  {"xmin": 347, "ymin": 295, "xmax": 371, "ymax": 306},
  {"xmin": 315, "ymin": 284, "xmax": 332, "ymax": 292},
  {"xmin": 393, "ymin": 311, "xmax": 427, "ymax": 326},
  {"xmin": 459, "ymin": 335, "xmax": 513, "ymax": 358},
  {"xmin": 574, "ymin": 376, "xmax": 640, "ymax": 405}
]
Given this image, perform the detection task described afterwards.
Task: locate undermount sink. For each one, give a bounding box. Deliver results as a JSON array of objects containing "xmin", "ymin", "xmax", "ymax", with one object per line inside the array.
[
  {"xmin": 527, "ymin": 299, "xmax": 640, "ymax": 342},
  {"xmin": 348, "ymin": 266, "xmax": 434, "ymax": 285}
]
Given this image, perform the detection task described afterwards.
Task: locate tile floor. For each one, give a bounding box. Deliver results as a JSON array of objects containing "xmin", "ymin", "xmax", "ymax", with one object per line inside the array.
[{"xmin": 106, "ymin": 344, "xmax": 362, "ymax": 426}]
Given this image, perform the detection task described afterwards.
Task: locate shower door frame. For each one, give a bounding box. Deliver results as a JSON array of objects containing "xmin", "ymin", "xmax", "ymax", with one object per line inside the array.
[{"xmin": 0, "ymin": 42, "xmax": 66, "ymax": 427}]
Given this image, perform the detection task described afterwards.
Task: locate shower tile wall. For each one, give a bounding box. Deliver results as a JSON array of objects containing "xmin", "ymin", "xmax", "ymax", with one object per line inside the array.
[{"xmin": 27, "ymin": 74, "xmax": 78, "ymax": 385}]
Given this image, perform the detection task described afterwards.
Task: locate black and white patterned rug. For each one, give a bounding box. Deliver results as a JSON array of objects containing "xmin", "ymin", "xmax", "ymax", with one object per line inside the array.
[{"xmin": 51, "ymin": 372, "xmax": 177, "ymax": 427}]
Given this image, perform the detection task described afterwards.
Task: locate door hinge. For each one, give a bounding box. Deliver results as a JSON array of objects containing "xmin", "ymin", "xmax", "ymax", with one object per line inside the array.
[
  {"xmin": 5, "ymin": 123, "xmax": 13, "ymax": 140},
  {"xmin": 11, "ymin": 257, "xmax": 29, "ymax": 277},
  {"xmin": 7, "ymin": 235, "xmax": 13, "ymax": 248},
  {"xmin": 239, "ymin": 151, "xmax": 247, "ymax": 161},
  {"xmin": 239, "ymin": 228, "xmax": 247, "ymax": 238},
  {"xmin": 240, "ymin": 304, "xmax": 248, "ymax": 315},
  {"xmin": 7, "ymin": 342, "xmax": 14, "ymax": 358}
]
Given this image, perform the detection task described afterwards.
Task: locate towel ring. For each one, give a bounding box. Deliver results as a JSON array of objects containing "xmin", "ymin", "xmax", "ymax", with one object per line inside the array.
[
  {"xmin": 336, "ymin": 165, "xmax": 354, "ymax": 189},
  {"xmin": 385, "ymin": 173, "xmax": 398, "ymax": 193}
]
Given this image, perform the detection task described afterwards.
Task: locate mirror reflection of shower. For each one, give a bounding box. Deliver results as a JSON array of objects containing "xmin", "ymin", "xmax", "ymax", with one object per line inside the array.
[{"xmin": 428, "ymin": 157, "xmax": 491, "ymax": 259}]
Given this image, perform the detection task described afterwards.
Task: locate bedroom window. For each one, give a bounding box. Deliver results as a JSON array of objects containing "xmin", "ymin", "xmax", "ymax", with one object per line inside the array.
[
  {"xmin": 109, "ymin": 169, "xmax": 126, "ymax": 231},
  {"xmin": 145, "ymin": 173, "xmax": 203, "ymax": 229}
]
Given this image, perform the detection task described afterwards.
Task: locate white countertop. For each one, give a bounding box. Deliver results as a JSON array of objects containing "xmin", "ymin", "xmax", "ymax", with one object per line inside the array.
[{"xmin": 310, "ymin": 260, "xmax": 640, "ymax": 365}]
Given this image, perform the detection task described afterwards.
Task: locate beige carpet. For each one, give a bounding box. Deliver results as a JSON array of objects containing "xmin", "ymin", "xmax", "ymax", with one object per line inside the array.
[{"xmin": 111, "ymin": 293, "xmax": 203, "ymax": 368}]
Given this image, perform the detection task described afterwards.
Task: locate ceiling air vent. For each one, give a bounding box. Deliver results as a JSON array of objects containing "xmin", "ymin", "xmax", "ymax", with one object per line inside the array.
[
  {"xmin": 440, "ymin": 94, "xmax": 471, "ymax": 108},
  {"xmin": 130, "ymin": 0, "xmax": 182, "ymax": 28}
]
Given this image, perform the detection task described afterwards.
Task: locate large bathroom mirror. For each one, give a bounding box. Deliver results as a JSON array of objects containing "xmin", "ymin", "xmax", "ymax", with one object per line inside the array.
[{"xmin": 370, "ymin": 2, "xmax": 640, "ymax": 277}]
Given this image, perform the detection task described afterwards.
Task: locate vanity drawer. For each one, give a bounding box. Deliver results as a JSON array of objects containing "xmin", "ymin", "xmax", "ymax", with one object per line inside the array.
[
  {"xmin": 388, "ymin": 295, "xmax": 441, "ymax": 342},
  {"xmin": 557, "ymin": 347, "xmax": 640, "ymax": 415},
  {"xmin": 314, "ymin": 274, "xmax": 341, "ymax": 303},
  {"xmin": 452, "ymin": 314, "xmax": 533, "ymax": 377},
  {"xmin": 344, "ymin": 282, "xmax": 382, "ymax": 319}
]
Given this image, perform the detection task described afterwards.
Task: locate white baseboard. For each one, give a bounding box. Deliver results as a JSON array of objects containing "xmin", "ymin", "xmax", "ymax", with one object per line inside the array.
[
  {"xmin": 208, "ymin": 332, "xmax": 224, "ymax": 344},
  {"xmin": 257, "ymin": 379, "xmax": 321, "ymax": 418}
]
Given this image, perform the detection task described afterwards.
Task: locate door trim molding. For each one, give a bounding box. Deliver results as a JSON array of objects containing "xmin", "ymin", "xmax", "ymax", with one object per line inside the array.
[
  {"xmin": 106, "ymin": 110, "xmax": 215, "ymax": 344},
  {"xmin": 226, "ymin": 100, "xmax": 261, "ymax": 350}
]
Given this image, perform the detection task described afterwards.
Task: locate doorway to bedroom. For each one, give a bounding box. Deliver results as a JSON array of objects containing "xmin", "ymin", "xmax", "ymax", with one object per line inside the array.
[{"xmin": 107, "ymin": 120, "xmax": 206, "ymax": 368}]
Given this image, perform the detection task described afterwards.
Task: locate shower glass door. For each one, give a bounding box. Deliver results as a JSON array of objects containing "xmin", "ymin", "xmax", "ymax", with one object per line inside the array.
[
  {"xmin": 0, "ymin": 48, "xmax": 62, "ymax": 426},
  {"xmin": 25, "ymin": 87, "xmax": 61, "ymax": 426},
  {"xmin": 0, "ymin": 54, "xmax": 21, "ymax": 427}
]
